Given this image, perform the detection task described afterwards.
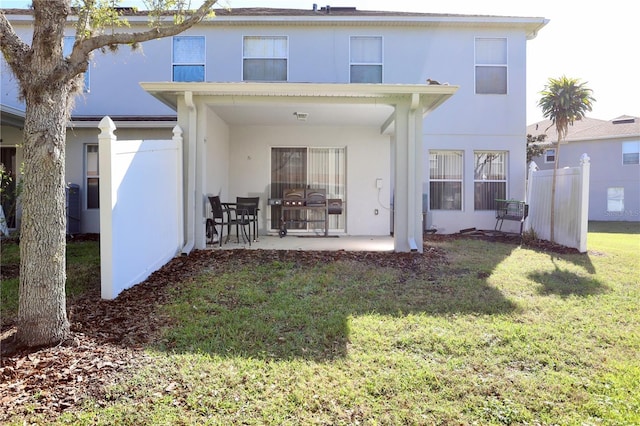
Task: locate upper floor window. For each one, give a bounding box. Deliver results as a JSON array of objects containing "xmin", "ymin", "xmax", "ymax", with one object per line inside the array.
[
  {"xmin": 475, "ymin": 38, "xmax": 507, "ymax": 94},
  {"xmin": 243, "ymin": 36, "xmax": 288, "ymax": 81},
  {"xmin": 63, "ymin": 36, "xmax": 90, "ymax": 92},
  {"xmin": 474, "ymin": 151, "xmax": 507, "ymax": 210},
  {"xmin": 172, "ymin": 36, "xmax": 205, "ymax": 82},
  {"xmin": 429, "ymin": 150, "xmax": 463, "ymax": 210},
  {"xmin": 350, "ymin": 36, "xmax": 382, "ymax": 83},
  {"xmin": 544, "ymin": 148, "xmax": 556, "ymax": 163},
  {"xmin": 622, "ymin": 141, "xmax": 640, "ymax": 165}
]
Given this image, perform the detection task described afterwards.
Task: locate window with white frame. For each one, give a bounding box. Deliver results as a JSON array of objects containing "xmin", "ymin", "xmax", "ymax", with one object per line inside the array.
[
  {"xmin": 622, "ymin": 141, "xmax": 640, "ymax": 165},
  {"xmin": 475, "ymin": 38, "xmax": 507, "ymax": 94},
  {"xmin": 350, "ymin": 36, "xmax": 383, "ymax": 83},
  {"xmin": 607, "ymin": 187, "xmax": 624, "ymax": 212},
  {"xmin": 172, "ymin": 36, "xmax": 205, "ymax": 82},
  {"xmin": 63, "ymin": 36, "xmax": 90, "ymax": 92},
  {"xmin": 544, "ymin": 148, "xmax": 556, "ymax": 163},
  {"xmin": 243, "ymin": 36, "xmax": 288, "ymax": 81},
  {"xmin": 429, "ymin": 151, "xmax": 463, "ymax": 210},
  {"xmin": 474, "ymin": 151, "xmax": 507, "ymax": 210},
  {"xmin": 86, "ymin": 144, "xmax": 99, "ymax": 209}
]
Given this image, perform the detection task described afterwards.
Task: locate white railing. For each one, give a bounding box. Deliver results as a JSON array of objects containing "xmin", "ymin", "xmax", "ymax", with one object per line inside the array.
[{"xmin": 526, "ymin": 154, "xmax": 590, "ymax": 252}]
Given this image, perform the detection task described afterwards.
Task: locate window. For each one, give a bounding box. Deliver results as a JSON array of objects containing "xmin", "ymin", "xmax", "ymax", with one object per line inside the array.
[
  {"xmin": 544, "ymin": 148, "xmax": 556, "ymax": 163},
  {"xmin": 86, "ymin": 144, "xmax": 99, "ymax": 209},
  {"xmin": 622, "ymin": 141, "xmax": 640, "ymax": 165},
  {"xmin": 474, "ymin": 151, "xmax": 507, "ymax": 210},
  {"xmin": 350, "ymin": 36, "xmax": 383, "ymax": 83},
  {"xmin": 429, "ymin": 151, "xmax": 463, "ymax": 210},
  {"xmin": 475, "ymin": 38, "xmax": 507, "ymax": 94},
  {"xmin": 172, "ymin": 36, "xmax": 205, "ymax": 82},
  {"xmin": 607, "ymin": 187, "xmax": 624, "ymax": 212},
  {"xmin": 243, "ymin": 36, "xmax": 287, "ymax": 81},
  {"xmin": 270, "ymin": 147, "xmax": 345, "ymax": 231},
  {"xmin": 63, "ymin": 36, "xmax": 90, "ymax": 92}
]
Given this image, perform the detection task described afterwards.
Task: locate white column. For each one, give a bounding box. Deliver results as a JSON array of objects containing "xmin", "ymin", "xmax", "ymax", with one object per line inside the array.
[{"xmin": 393, "ymin": 96, "xmax": 424, "ymax": 253}]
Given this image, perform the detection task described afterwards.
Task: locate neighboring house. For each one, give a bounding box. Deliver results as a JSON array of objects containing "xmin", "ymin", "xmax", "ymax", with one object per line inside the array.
[
  {"xmin": 528, "ymin": 116, "xmax": 640, "ymax": 222},
  {"xmin": 1, "ymin": 6, "xmax": 548, "ymax": 252}
]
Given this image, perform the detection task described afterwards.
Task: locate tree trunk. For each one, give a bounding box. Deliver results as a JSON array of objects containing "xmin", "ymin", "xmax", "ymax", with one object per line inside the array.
[{"xmin": 15, "ymin": 83, "xmax": 72, "ymax": 347}]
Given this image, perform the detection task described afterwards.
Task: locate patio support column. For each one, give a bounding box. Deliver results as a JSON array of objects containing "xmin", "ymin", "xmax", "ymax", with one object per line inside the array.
[
  {"xmin": 180, "ymin": 91, "xmax": 198, "ymax": 254},
  {"xmin": 393, "ymin": 96, "xmax": 424, "ymax": 253}
]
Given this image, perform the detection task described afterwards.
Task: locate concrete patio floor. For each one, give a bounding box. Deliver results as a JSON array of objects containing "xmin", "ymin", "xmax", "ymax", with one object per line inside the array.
[{"xmin": 207, "ymin": 234, "xmax": 395, "ymax": 252}]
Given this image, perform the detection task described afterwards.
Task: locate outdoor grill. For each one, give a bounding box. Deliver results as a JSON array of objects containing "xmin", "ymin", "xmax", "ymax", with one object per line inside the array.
[
  {"xmin": 304, "ymin": 189, "xmax": 326, "ymax": 207},
  {"xmin": 283, "ymin": 188, "xmax": 305, "ymax": 206}
]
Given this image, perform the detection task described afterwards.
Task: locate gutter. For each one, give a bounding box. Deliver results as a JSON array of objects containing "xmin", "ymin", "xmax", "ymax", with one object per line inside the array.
[{"xmin": 181, "ymin": 91, "xmax": 197, "ymax": 255}]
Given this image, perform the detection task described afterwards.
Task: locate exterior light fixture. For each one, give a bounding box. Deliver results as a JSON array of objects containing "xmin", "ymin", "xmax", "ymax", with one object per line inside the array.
[{"xmin": 293, "ymin": 112, "xmax": 309, "ymax": 121}]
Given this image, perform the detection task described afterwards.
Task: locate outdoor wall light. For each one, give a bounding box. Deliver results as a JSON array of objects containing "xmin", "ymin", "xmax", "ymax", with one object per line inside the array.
[{"xmin": 293, "ymin": 112, "xmax": 309, "ymax": 121}]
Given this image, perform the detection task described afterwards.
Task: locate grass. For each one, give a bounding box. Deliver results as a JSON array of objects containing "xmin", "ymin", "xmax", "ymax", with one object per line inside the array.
[
  {"xmin": 1, "ymin": 238, "xmax": 100, "ymax": 325},
  {"xmin": 4, "ymin": 222, "xmax": 640, "ymax": 425}
]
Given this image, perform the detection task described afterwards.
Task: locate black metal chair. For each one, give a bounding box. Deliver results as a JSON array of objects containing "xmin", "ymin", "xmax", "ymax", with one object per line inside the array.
[
  {"xmin": 236, "ymin": 196, "xmax": 260, "ymax": 241},
  {"xmin": 207, "ymin": 195, "xmax": 251, "ymax": 247}
]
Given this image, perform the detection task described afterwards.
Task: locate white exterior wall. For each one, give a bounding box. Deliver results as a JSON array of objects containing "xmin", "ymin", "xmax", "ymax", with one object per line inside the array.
[
  {"xmin": 227, "ymin": 125, "xmax": 391, "ymax": 236},
  {"xmin": 2, "ymin": 12, "xmax": 537, "ymax": 236}
]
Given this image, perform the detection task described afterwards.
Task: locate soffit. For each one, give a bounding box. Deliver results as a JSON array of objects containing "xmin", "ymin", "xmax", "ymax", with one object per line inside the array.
[{"xmin": 141, "ymin": 82, "xmax": 458, "ymax": 128}]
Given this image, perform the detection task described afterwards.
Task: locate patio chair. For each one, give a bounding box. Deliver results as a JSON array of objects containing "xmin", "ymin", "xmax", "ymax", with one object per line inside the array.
[
  {"xmin": 207, "ymin": 195, "xmax": 251, "ymax": 247},
  {"xmin": 236, "ymin": 196, "xmax": 260, "ymax": 241}
]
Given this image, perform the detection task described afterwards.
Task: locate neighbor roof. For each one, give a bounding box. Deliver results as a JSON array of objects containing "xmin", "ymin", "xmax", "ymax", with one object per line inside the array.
[{"xmin": 527, "ymin": 115, "xmax": 640, "ymax": 143}]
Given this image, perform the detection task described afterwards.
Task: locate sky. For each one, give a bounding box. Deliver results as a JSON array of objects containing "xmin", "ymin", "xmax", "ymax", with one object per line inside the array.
[{"xmin": 2, "ymin": 0, "xmax": 639, "ymax": 124}]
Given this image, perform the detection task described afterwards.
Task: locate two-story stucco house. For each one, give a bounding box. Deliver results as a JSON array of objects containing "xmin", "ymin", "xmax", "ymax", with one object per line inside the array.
[
  {"xmin": 1, "ymin": 6, "xmax": 548, "ymax": 253},
  {"xmin": 528, "ymin": 115, "xmax": 640, "ymax": 222}
]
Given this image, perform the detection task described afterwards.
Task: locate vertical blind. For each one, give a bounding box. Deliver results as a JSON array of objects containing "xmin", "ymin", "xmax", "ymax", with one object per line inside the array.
[{"xmin": 474, "ymin": 151, "xmax": 507, "ymax": 210}]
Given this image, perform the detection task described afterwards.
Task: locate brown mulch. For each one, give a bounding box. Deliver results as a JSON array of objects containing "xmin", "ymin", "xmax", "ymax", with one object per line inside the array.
[{"xmin": 0, "ymin": 233, "xmax": 577, "ymax": 421}]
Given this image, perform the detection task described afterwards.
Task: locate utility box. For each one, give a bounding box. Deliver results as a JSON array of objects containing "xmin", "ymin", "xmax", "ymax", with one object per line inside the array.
[{"xmin": 66, "ymin": 183, "xmax": 80, "ymax": 235}]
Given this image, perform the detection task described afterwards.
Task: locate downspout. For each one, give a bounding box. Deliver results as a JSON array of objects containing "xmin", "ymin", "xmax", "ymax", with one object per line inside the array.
[
  {"xmin": 181, "ymin": 91, "xmax": 197, "ymax": 255},
  {"xmin": 407, "ymin": 93, "xmax": 420, "ymax": 252}
]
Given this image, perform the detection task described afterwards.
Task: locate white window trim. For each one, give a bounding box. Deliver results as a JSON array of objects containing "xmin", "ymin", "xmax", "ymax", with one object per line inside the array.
[
  {"xmin": 622, "ymin": 141, "xmax": 640, "ymax": 165},
  {"xmin": 474, "ymin": 37, "xmax": 508, "ymax": 95},
  {"xmin": 544, "ymin": 148, "xmax": 556, "ymax": 164},
  {"xmin": 172, "ymin": 35, "xmax": 206, "ymax": 82},
  {"xmin": 607, "ymin": 187, "xmax": 624, "ymax": 212},
  {"xmin": 242, "ymin": 35, "xmax": 289, "ymax": 82},
  {"xmin": 429, "ymin": 150, "xmax": 463, "ymax": 211},
  {"xmin": 473, "ymin": 151, "xmax": 508, "ymax": 210},
  {"xmin": 349, "ymin": 35, "xmax": 384, "ymax": 83}
]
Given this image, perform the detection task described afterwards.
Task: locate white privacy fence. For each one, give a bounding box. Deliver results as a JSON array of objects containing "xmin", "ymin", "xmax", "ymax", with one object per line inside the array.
[
  {"xmin": 525, "ymin": 154, "xmax": 590, "ymax": 252},
  {"xmin": 98, "ymin": 117, "xmax": 184, "ymax": 300}
]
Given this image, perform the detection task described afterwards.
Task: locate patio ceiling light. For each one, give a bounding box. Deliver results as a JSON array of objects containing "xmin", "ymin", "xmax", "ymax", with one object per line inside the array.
[{"xmin": 293, "ymin": 112, "xmax": 309, "ymax": 121}]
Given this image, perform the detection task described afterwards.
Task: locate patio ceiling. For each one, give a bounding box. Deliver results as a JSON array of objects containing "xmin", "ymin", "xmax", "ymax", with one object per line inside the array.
[{"xmin": 141, "ymin": 82, "xmax": 458, "ymax": 131}]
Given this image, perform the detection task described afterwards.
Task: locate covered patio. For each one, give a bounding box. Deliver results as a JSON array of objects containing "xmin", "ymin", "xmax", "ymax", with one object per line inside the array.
[{"xmin": 142, "ymin": 82, "xmax": 457, "ymax": 254}]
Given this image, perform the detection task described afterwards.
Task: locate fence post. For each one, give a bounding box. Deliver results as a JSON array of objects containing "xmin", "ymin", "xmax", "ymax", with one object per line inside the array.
[
  {"xmin": 524, "ymin": 161, "xmax": 539, "ymax": 232},
  {"xmin": 172, "ymin": 125, "xmax": 184, "ymax": 252},
  {"xmin": 98, "ymin": 116, "xmax": 116, "ymax": 299},
  {"xmin": 578, "ymin": 154, "xmax": 591, "ymax": 253}
]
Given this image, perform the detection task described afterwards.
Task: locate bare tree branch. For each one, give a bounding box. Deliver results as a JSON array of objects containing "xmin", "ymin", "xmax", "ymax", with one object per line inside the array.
[
  {"xmin": 0, "ymin": 11, "xmax": 31, "ymax": 81},
  {"xmin": 65, "ymin": 0, "xmax": 217, "ymax": 79}
]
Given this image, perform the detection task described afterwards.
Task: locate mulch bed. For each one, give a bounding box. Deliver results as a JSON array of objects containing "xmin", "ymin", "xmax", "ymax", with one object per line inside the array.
[{"xmin": 0, "ymin": 233, "xmax": 577, "ymax": 421}]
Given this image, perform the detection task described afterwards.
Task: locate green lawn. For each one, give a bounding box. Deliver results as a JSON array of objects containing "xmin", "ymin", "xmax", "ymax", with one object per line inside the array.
[{"xmin": 3, "ymin": 222, "xmax": 639, "ymax": 425}]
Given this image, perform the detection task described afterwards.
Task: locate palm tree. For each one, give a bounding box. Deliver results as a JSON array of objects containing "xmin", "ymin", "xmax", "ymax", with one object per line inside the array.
[{"xmin": 538, "ymin": 76, "xmax": 595, "ymax": 243}]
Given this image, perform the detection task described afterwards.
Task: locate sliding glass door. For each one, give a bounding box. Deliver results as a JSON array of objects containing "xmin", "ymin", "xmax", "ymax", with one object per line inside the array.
[{"xmin": 270, "ymin": 147, "xmax": 345, "ymax": 232}]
